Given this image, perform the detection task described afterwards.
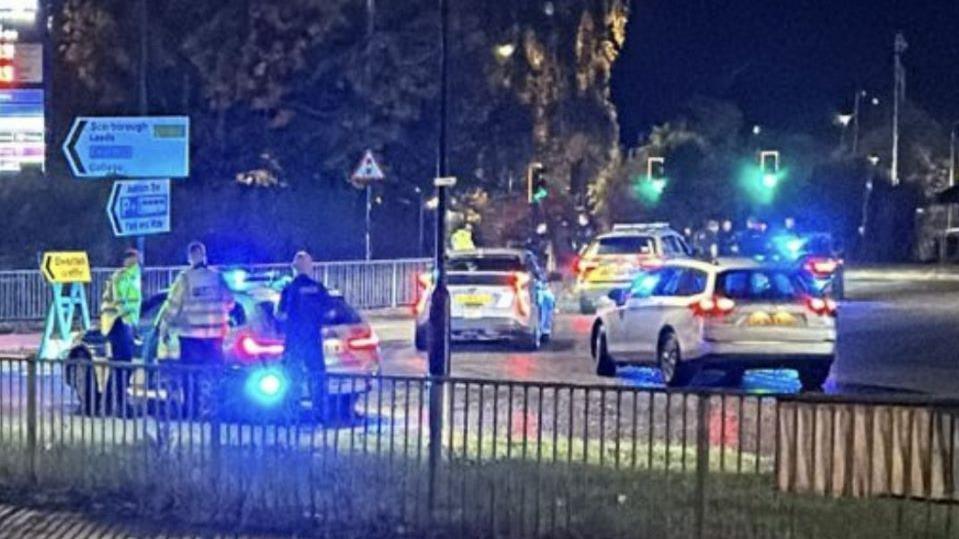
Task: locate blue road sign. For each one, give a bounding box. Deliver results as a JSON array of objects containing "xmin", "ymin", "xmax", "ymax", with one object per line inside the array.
[
  {"xmin": 106, "ymin": 179, "xmax": 171, "ymax": 237},
  {"xmin": 63, "ymin": 116, "xmax": 189, "ymax": 179}
]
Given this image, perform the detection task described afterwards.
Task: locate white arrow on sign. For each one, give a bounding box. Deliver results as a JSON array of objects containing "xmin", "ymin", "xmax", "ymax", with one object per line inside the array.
[
  {"xmin": 106, "ymin": 179, "xmax": 171, "ymax": 237},
  {"xmin": 351, "ymin": 150, "xmax": 386, "ymax": 185}
]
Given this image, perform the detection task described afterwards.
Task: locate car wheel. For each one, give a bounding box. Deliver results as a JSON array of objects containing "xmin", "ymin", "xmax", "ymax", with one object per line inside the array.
[
  {"xmin": 414, "ymin": 326, "xmax": 429, "ymax": 352},
  {"xmin": 658, "ymin": 331, "xmax": 698, "ymax": 387},
  {"xmin": 579, "ymin": 296, "xmax": 596, "ymax": 315},
  {"xmin": 593, "ymin": 325, "xmax": 617, "ymax": 377},
  {"xmin": 798, "ymin": 361, "xmax": 833, "ymax": 392},
  {"xmin": 67, "ymin": 348, "xmax": 102, "ymax": 416}
]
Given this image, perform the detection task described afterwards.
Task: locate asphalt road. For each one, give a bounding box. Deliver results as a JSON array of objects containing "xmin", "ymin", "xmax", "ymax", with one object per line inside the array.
[
  {"xmin": 1, "ymin": 277, "xmax": 958, "ymax": 397},
  {"xmin": 371, "ymin": 278, "xmax": 959, "ymax": 396}
]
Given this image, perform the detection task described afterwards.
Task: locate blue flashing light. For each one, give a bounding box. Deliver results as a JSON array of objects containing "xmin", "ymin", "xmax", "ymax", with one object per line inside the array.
[
  {"xmin": 630, "ymin": 273, "xmax": 660, "ymax": 298},
  {"xmin": 771, "ymin": 234, "xmax": 806, "ymax": 261},
  {"xmin": 244, "ymin": 366, "xmax": 289, "ymax": 407},
  {"xmin": 224, "ymin": 269, "xmax": 249, "ymax": 291}
]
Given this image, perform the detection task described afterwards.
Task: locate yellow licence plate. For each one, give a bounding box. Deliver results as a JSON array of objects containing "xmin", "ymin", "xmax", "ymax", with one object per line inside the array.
[
  {"xmin": 746, "ymin": 312, "xmax": 799, "ymax": 327},
  {"xmin": 456, "ymin": 294, "xmax": 492, "ymax": 307}
]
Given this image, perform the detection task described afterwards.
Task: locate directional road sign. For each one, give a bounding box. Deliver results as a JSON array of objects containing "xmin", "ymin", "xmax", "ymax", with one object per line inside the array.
[
  {"xmin": 63, "ymin": 116, "xmax": 189, "ymax": 179},
  {"xmin": 41, "ymin": 251, "xmax": 91, "ymax": 284},
  {"xmin": 106, "ymin": 179, "xmax": 171, "ymax": 237},
  {"xmin": 350, "ymin": 150, "xmax": 385, "ymax": 187}
]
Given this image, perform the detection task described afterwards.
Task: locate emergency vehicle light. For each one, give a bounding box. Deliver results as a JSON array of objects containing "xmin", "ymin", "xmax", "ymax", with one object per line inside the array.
[{"xmin": 244, "ymin": 366, "xmax": 289, "ymax": 407}]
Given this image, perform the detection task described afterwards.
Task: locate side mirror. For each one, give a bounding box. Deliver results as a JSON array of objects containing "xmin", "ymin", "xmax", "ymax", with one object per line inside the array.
[{"xmin": 607, "ymin": 288, "xmax": 629, "ymax": 306}]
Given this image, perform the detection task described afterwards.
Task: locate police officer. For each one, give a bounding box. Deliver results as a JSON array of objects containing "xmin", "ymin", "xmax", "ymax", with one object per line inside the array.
[
  {"xmin": 100, "ymin": 248, "xmax": 142, "ymax": 410},
  {"xmin": 159, "ymin": 241, "xmax": 234, "ymax": 364},
  {"xmin": 276, "ymin": 251, "xmax": 336, "ymax": 418},
  {"xmin": 101, "ymin": 248, "xmax": 142, "ymax": 361},
  {"xmin": 450, "ymin": 224, "xmax": 476, "ymax": 251},
  {"xmin": 158, "ymin": 242, "xmax": 234, "ymax": 414}
]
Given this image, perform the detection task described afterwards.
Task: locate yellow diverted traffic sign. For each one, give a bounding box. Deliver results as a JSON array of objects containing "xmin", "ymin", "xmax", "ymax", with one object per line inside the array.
[{"xmin": 41, "ymin": 251, "xmax": 91, "ymax": 284}]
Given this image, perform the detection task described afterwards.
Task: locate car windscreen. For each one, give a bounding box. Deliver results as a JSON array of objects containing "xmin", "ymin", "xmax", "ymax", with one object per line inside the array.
[
  {"xmin": 448, "ymin": 256, "xmax": 524, "ymax": 273},
  {"xmin": 588, "ymin": 236, "xmax": 654, "ymax": 256},
  {"xmin": 717, "ymin": 269, "xmax": 804, "ymax": 301}
]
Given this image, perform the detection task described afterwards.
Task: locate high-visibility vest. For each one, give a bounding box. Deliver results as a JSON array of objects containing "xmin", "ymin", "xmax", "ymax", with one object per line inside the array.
[
  {"xmin": 99, "ymin": 265, "xmax": 142, "ymax": 334},
  {"xmin": 164, "ymin": 266, "xmax": 234, "ymax": 339},
  {"xmin": 451, "ymin": 229, "xmax": 475, "ymax": 251}
]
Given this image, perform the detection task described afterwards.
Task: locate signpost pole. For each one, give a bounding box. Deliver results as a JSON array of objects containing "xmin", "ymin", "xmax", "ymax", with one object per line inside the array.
[
  {"xmin": 137, "ymin": 0, "xmax": 150, "ymax": 262},
  {"xmin": 366, "ymin": 184, "xmax": 372, "ymax": 260}
]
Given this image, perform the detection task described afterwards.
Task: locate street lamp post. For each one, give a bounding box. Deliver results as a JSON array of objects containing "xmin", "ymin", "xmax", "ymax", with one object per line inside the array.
[
  {"xmin": 859, "ymin": 154, "xmax": 881, "ymax": 260},
  {"xmin": 427, "ymin": 0, "xmax": 451, "ymax": 514}
]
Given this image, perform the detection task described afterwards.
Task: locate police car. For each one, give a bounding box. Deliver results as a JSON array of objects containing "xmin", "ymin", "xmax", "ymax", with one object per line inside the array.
[
  {"xmin": 574, "ymin": 223, "xmax": 692, "ymax": 314},
  {"xmin": 65, "ymin": 269, "xmax": 380, "ymax": 419}
]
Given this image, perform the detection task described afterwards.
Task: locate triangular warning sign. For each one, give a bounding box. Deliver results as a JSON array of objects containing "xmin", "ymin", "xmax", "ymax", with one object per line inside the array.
[{"xmin": 351, "ymin": 150, "xmax": 386, "ymax": 184}]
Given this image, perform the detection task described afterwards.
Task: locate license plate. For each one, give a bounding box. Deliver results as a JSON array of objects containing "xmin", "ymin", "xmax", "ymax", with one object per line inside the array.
[
  {"xmin": 456, "ymin": 294, "xmax": 492, "ymax": 307},
  {"xmin": 746, "ymin": 312, "xmax": 799, "ymax": 327}
]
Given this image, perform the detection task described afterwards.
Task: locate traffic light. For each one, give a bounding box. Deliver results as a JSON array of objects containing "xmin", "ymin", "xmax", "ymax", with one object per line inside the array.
[
  {"xmin": 634, "ymin": 157, "xmax": 667, "ymax": 205},
  {"xmin": 528, "ymin": 163, "xmax": 548, "ymax": 204},
  {"xmin": 759, "ymin": 150, "xmax": 780, "ymax": 189},
  {"xmin": 647, "ymin": 157, "xmax": 667, "ymax": 195}
]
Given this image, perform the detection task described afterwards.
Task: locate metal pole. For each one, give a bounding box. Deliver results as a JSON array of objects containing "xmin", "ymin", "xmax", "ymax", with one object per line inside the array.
[
  {"xmin": 851, "ymin": 91, "xmax": 862, "ymax": 156},
  {"xmin": 364, "ymin": 0, "xmax": 374, "ymax": 261},
  {"xmin": 136, "ymin": 0, "xmax": 149, "ymax": 261},
  {"xmin": 949, "ymin": 125, "xmax": 956, "ymax": 232},
  {"xmin": 365, "ymin": 185, "xmax": 372, "ymax": 260},
  {"xmin": 418, "ymin": 198, "xmax": 425, "ymax": 257},
  {"xmin": 427, "ymin": 0, "xmax": 451, "ymax": 514},
  {"xmin": 891, "ymin": 33, "xmax": 907, "ymax": 187}
]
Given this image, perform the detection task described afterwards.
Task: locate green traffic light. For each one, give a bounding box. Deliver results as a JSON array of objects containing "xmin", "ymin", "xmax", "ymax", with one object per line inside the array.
[
  {"xmin": 532, "ymin": 187, "xmax": 549, "ymax": 203},
  {"xmin": 633, "ymin": 174, "xmax": 667, "ymax": 206}
]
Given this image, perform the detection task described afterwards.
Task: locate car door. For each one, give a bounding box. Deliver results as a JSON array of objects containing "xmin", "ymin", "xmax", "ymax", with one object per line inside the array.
[
  {"xmin": 659, "ymin": 268, "xmax": 709, "ymax": 357},
  {"xmin": 619, "ymin": 267, "xmax": 683, "ymax": 362}
]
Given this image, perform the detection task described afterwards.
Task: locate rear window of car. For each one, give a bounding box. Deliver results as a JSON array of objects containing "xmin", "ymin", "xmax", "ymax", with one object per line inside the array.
[
  {"xmin": 448, "ymin": 256, "xmax": 524, "ymax": 272},
  {"xmin": 588, "ymin": 236, "xmax": 654, "ymax": 256},
  {"xmin": 717, "ymin": 270, "xmax": 804, "ymax": 301},
  {"xmin": 324, "ymin": 296, "xmax": 362, "ymax": 325}
]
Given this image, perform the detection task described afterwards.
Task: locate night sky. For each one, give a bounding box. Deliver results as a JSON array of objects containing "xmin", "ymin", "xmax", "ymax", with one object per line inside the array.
[{"xmin": 612, "ymin": 0, "xmax": 959, "ymax": 144}]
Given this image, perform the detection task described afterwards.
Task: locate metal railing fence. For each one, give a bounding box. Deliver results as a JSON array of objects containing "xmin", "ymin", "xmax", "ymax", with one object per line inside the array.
[
  {"xmin": 1, "ymin": 356, "xmax": 958, "ymax": 537},
  {"xmin": 0, "ymin": 259, "xmax": 429, "ymax": 323}
]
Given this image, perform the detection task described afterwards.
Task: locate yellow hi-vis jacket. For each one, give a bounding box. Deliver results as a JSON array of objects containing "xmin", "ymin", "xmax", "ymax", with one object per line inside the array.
[
  {"xmin": 159, "ymin": 265, "xmax": 235, "ymax": 340},
  {"xmin": 451, "ymin": 228, "xmax": 475, "ymax": 251},
  {"xmin": 99, "ymin": 264, "xmax": 142, "ymax": 335}
]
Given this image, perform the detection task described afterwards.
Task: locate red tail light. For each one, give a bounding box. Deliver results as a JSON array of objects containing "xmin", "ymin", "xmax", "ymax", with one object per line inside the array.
[
  {"xmin": 575, "ymin": 257, "xmax": 599, "ymax": 276},
  {"xmin": 806, "ymin": 296, "xmax": 838, "ymax": 317},
  {"xmin": 805, "ymin": 257, "xmax": 840, "ymax": 278},
  {"xmin": 347, "ymin": 327, "xmax": 380, "ymax": 351},
  {"xmin": 690, "ymin": 296, "xmax": 736, "ymax": 317},
  {"xmin": 413, "ymin": 272, "xmax": 433, "ymax": 315},
  {"xmin": 238, "ymin": 335, "xmax": 285, "ymax": 357},
  {"xmin": 512, "ymin": 272, "xmax": 532, "ymax": 318}
]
